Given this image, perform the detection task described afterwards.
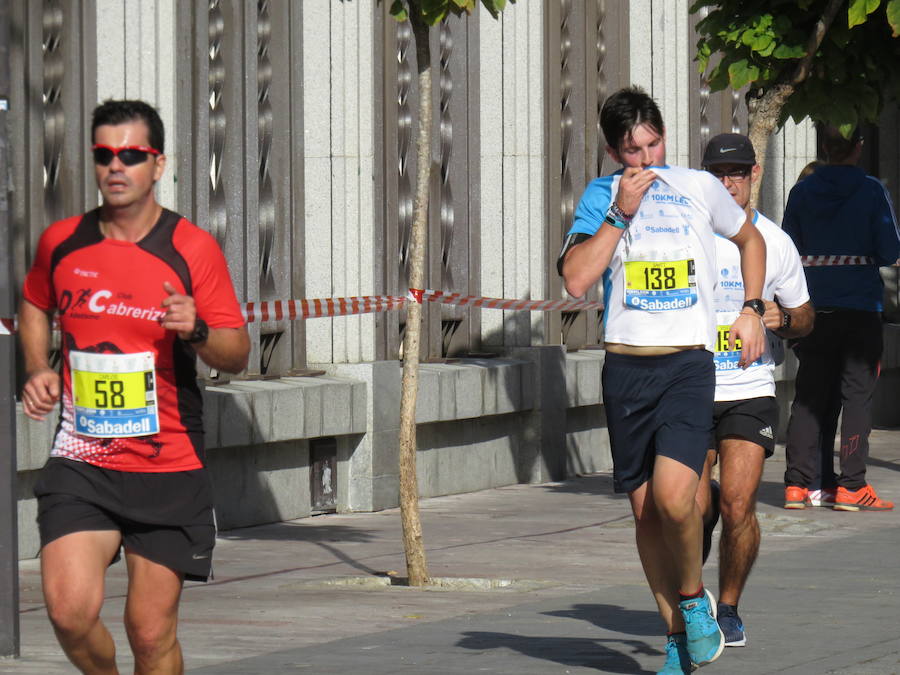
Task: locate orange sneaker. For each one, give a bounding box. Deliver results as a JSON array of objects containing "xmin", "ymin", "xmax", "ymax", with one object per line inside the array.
[
  {"xmin": 784, "ymin": 486, "xmax": 809, "ymax": 509},
  {"xmin": 834, "ymin": 484, "xmax": 894, "ymax": 511}
]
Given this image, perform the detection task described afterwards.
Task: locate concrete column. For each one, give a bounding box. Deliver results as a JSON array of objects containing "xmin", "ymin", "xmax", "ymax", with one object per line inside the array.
[
  {"xmin": 480, "ymin": 1, "xmax": 545, "ymax": 349},
  {"xmin": 95, "ymin": 0, "xmax": 177, "ymax": 211},
  {"xmin": 304, "ymin": 1, "xmax": 376, "ymax": 364},
  {"xmin": 510, "ymin": 345, "xmax": 567, "ymax": 483},
  {"xmin": 325, "ymin": 361, "xmax": 402, "ymax": 512}
]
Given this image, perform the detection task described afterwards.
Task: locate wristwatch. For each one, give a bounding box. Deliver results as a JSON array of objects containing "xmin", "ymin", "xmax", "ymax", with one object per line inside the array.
[
  {"xmin": 185, "ymin": 318, "xmax": 209, "ymax": 344},
  {"xmin": 741, "ymin": 299, "xmax": 766, "ymax": 317},
  {"xmin": 780, "ymin": 309, "xmax": 792, "ymax": 331}
]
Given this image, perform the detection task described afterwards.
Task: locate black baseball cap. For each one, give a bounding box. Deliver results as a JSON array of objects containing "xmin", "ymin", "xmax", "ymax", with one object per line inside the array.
[{"xmin": 702, "ymin": 133, "xmax": 756, "ymax": 167}]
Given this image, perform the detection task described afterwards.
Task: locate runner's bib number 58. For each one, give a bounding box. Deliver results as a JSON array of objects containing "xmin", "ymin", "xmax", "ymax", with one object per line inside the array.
[
  {"xmin": 70, "ymin": 351, "xmax": 159, "ymax": 438},
  {"xmin": 624, "ymin": 258, "xmax": 697, "ymax": 311}
]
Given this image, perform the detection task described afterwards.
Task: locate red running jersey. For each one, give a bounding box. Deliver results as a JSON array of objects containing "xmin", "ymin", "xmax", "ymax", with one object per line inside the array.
[{"xmin": 23, "ymin": 209, "xmax": 245, "ymax": 472}]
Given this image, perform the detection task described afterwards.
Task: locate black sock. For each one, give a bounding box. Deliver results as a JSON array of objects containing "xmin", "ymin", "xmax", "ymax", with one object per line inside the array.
[{"xmin": 678, "ymin": 585, "xmax": 704, "ymax": 603}]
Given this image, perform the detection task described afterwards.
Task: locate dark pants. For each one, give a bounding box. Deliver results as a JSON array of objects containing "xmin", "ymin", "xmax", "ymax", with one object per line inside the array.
[{"xmin": 784, "ymin": 310, "xmax": 882, "ymax": 490}]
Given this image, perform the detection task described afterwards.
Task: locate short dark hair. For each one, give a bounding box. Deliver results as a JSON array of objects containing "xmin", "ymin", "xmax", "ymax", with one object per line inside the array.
[
  {"xmin": 91, "ymin": 99, "xmax": 164, "ymax": 153},
  {"xmin": 818, "ymin": 123, "xmax": 861, "ymax": 164},
  {"xmin": 600, "ymin": 86, "xmax": 665, "ymax": 153}
]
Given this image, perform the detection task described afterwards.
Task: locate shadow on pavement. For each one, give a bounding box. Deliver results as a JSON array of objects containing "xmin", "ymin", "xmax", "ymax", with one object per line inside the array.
[
  {"xmin": 543, "ymin": 603, "xmax": 660, "ymax": 637},
  {"xmin": 756, "ymin": 477, "xmax": 789, "ymax": 509},
  {"xmin": 218, "ymin": 521, "xmax": 376, "ymax": 544},
  {"xmin": 540, "ymin": 473, "xmax": 622, "ymax": 496},
  {"xmin": 456, "ymin": 631, "xmax": 660, "ymax": 674}
]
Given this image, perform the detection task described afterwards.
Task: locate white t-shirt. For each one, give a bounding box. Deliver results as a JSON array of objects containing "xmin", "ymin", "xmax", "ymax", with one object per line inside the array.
[
  {"xmin": 602, "ymin": 166, "xmax": 746, "ymax": 352},
  {"xmin": 713, "ymin": 211, "xmax": 810, "ymax": 401}
]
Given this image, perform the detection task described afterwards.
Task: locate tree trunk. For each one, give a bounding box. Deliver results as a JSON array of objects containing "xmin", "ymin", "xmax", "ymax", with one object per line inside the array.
[
  {"xmin": 747, "ymin": 0, "xmax": 844, "ymax": 207},
  {"xmin": 397, "ymin": 10, "xmax": 432, "ymax": 587}
]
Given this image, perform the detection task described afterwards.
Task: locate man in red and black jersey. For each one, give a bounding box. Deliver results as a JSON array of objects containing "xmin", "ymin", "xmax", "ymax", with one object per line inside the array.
[{"xmin": 19, "ymin": 100, "xmax": 249, "ymax": 674}]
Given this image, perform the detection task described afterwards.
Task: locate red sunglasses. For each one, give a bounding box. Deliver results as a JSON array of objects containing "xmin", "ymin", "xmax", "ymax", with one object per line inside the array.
[{"xmin": 92, "ymin": 144, "xmax": 161, "ymax": 166}]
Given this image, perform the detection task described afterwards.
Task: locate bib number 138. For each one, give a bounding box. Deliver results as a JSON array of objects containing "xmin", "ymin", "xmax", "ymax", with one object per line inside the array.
[{"xmin": 623, "ymin": 258, "xmax": 697, "ymax": 310}]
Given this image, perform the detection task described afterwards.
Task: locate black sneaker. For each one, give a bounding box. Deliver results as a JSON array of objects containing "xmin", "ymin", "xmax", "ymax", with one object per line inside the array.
[
  {"xmin": 702, "ymin": 480, "xmax": 720, "ymax": 565},
  {"xmin": 717, "ymin": 602, "xmax": 746, "ymax": 647}
]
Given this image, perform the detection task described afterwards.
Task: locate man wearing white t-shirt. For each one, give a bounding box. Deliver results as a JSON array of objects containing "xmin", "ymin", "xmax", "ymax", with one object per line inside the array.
[
  {"xmin": 559, "ymin": 89, "xmax": 766, "ymax": 675},
  {"xmin": 695, "ymin": 133, "xmax": 814, "ymax": 649}
]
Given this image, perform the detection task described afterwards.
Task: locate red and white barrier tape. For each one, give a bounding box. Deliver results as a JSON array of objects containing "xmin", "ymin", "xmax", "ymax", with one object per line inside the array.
[
  {"xmin": 0, "ymin": 289, "xmax": 601, "ymax": 336},
  {"xmin": 801, "ymin": 255, "xmax": 874, "ymax": 267},
  {"xmin": 409, "ymin": 288, "xmax": 604, "ymax": 312},
  {"xmin": 243, "ymin": 295, "xmax": 408, "ymax": 323}
]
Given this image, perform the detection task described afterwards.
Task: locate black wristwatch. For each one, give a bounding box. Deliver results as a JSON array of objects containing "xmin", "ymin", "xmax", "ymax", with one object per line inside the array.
[
  {"xmin": 185, "ymin": 318, "xmax": 209, "ymax": 344},
  {"xmin": 780, "ymin": 309, "xmax": 792, "ymax": 332},
  {"xmin": 742, "ymin": 299, "xmax": 766, "ymax": 317}
]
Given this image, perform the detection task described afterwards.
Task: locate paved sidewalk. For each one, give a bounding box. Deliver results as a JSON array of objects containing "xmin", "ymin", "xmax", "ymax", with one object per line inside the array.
[{"xmin": 4, "ymin": 429, "xmax": 900, "ymax": 674}]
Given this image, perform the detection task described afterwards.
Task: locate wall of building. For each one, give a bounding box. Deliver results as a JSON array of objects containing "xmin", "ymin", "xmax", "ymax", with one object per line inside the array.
[{"xmin": 15, "ymin": 0, "xmax": 868, "ymax": 564}]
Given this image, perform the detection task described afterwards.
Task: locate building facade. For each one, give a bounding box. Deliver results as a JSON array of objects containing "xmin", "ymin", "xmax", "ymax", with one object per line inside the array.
[{"xmin": 11, "ymin": 0, "xmax": 897, "ymax": 558}]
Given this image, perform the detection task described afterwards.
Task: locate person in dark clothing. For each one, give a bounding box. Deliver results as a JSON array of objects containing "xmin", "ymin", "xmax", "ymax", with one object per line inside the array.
[{"xmin": 782, "ymin": 124, "xmax": 900, "ymax": 511}]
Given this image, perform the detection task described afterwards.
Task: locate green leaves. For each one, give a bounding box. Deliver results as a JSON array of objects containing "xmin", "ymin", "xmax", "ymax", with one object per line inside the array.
[
  {"xmin": 888, "ymin": 0, "xmax": 900, "ymax": 35},
  {"xmin": 692, "ymin": 0, "xmax": 900, "ymax": 133},
  {"xmin": 728, "ymin": 59, "xmax": 761, "ymax": 89},
  {"xmin": 849, "ymin": 0, "xmax": 881, "ymax": 28},
  {"xmin": 388, "ymin": 0, "xmax": 513, "ymax": 25}
]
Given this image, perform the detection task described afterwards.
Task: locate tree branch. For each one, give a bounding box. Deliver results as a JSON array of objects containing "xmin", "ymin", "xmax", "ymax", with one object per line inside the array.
[
  {"xmin": 748, "ymin": 0, "xmax": 843, "ymax": 206},
  {"xmin": 791, "ymin": 0, "xmax": 844, "ymax": 86}
]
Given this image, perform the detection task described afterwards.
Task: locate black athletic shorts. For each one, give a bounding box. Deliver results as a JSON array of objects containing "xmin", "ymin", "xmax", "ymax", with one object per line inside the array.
[
  {"xmin": 602, "ymin": 349, "xmax": 715, "ymax": 493},
  {"xmin": 34, "ymin": 457, "xmax": 216, "ymax": 582},
  {"xmin": 710, "ymin": 396, "xmax": 778, "ymax": 457}
]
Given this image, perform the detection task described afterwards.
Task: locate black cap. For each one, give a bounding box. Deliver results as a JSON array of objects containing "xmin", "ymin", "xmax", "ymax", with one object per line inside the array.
[{"xmin": 702, "ymin": 133, "xmax": 756, "ymax": 167}]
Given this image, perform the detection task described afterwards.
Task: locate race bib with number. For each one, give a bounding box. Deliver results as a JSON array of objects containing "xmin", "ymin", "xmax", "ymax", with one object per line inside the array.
[
  {"xmin": 714, "ymin": 314, "xmax": 762, "ymax": 371},
  {"xmin": 70, "ymin": 351, "xmax": 159, "ymax": 438},
  {"xmin": 624, "ymin": 257, "xmax": 697, "ymax": 311}
]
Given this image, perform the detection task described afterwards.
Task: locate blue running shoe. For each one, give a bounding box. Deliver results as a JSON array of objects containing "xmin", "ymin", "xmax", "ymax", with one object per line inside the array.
[
  {"xmin": 678, "ymin": 588, "xmax": 724, "ymax": 666},
  {"xmin": 657, "ymin": 633, "xmax": 695, "ymax": 674},
  {"xmin": 717, "ymin": 603, "xmax": 747, "ymax": 647}
]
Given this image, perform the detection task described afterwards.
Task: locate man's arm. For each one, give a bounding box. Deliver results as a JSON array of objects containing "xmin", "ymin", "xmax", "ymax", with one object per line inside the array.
[
  {"xmin": 193, "ymin": 327, "xmax": 250, "ymax": 373},
  {"xmin": 873, "ymin": 183, "xmax": 900, "ymax": 266},
  {"xmin": 161, "ymin": 281, "xmax": 250, "ymax": 374},
  {"xmin": 764, "ymin": 300, "xmax": 814, "ymax": 339},
  {"xmin": 18, "ymin": 298, "xmax": 61, "ymax": 421},
  {"xmin": 727, "ymin": 217, "xmax": 767, "ymax": 367},
  {"xmin": 562, "ymin": 166, "xmax": 656, "ymax": 298},
  {"xmin": 561, "ymin": 226, "xmax": 625, "ymax": 298}
]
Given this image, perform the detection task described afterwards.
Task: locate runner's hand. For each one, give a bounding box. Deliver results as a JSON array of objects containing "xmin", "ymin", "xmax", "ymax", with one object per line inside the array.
[
  {"xmin": 729, "ymin": 312, "xmax": 765, "ymax": 368},
  {"xmin": 22, "ymin": 367, "xmax": 60, "ymax": 421},
  {"xmin": 762, "ymin": 300, "xmax": 782, "ymax": 331},
  {"xmin": 161, "ymin": 281, "xmax": 198, "ymax": 341},
  {"xmin": 614, "ymin": 166, "xmax": 657, "ymax": 215}
]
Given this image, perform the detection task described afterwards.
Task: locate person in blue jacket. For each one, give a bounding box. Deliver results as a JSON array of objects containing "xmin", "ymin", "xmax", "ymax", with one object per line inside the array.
[{"xmin": 783, "ymin": 124, "xmax": 900, "ymax": 512}]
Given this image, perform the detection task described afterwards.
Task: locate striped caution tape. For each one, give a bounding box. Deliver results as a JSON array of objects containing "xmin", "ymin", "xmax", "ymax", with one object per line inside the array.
[
  {"xmin": 0, "ymin": 289, "xmax": 600, "ymax": 335},
  {"xmin": 801, "ymin": 255, "xmax": 874, "ymax": 267},
  {"xmin": 409, "ymin": 288, "xmax": 604, "ymax": 312},
  {"xmin": 243, "ymin": 294, "xmax": 408, "ymax": 323}
]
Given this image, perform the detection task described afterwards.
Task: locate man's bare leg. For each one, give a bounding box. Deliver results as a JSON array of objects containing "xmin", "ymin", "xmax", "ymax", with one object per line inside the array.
[
  {"xmin": 41, "ymin": 530, "xmax": 122, "ymax": 674},
  {"xmin": 630, "ymin": 456, "xmax": 703, "ymax": 632},
  {"xmin": 696, "ymin": 450, "xmax": 717, "ymax": 521},
  {"xmin": 717, "ymin": 438, "xmax": 765, "ymax": 605},
  {"xmin": 123, "ymin": 550, "xmax": 185, "ymax": 675}
]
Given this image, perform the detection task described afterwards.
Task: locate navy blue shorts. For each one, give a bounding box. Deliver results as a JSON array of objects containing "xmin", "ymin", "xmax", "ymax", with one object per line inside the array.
[{"xmin": 602, "ymin": 349, "xmax": 715, "ymax": 493}]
